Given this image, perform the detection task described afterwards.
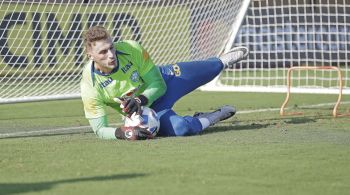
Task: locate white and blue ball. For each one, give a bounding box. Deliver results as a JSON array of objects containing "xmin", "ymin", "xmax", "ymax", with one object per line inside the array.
[{"xmin": 124, "ymin": 107, "xmax": 160, "ymax": 136}]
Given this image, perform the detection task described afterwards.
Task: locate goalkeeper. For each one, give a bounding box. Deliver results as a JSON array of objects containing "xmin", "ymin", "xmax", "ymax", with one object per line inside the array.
[{"xmin": 81, "ymin": 26, "xmax": 249, "ymax": 140}]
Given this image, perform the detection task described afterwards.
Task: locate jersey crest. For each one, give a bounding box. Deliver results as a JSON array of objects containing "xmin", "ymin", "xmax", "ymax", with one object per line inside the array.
[{"xmin": 130, "ymin": 71, "xmax": 140, "ymax": 82}]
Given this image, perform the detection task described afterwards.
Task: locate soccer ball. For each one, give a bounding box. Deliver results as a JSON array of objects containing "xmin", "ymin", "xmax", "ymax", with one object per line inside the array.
[{"xmin": 124, "ymin": 107, "xmax": 160, "ymax": 136}]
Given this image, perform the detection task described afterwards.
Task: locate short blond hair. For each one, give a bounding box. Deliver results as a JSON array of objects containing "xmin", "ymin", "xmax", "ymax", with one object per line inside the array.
[{"xmin": 83, "ymin": 26, "xmax": 111, "ymax": 51}]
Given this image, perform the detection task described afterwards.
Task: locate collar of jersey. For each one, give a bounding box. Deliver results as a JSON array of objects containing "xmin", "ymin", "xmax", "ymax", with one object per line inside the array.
[
  {"xmin": 90, "ymin": 50, "xmax": 130, "ymax": 85},
  {"xmin": 92, "ymin": 61, "xmax": 119, "ymax": 76}
]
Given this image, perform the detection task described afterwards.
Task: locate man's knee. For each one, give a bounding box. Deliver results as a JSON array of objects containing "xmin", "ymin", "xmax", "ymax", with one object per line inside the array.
[
  {"xmin": 169, "ymin": 116, "xmax": 202, "ymax": 136},
  {"xmin": 157, "ymin": 110, "xmax": 202, "ymax": 137},
  {"xmin": 207, "ymin": 57, "xmax": 224, "ymax": 74},
  {"xmin": 172, "ymin": 119, "xmax": 192, "ymax": 136}
]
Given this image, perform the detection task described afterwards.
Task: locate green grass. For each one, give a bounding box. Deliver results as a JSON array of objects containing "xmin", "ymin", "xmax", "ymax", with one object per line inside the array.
[{"xmin": 1, "ymin": 91, "xmax": 350, "ymax": 195}]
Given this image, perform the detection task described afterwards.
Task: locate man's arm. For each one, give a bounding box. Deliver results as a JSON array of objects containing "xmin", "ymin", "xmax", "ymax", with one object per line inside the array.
[
  {"xmin": 124, "ymin": 41, "xmax": 167, "ymax": 106},
  {"xmin": 117, "ymin": 66, "xmax": 167, "ymax": 116},
  {"xmin": 88, "ymin": 116, "xmax": 117, "ymax": 139},
  {"xmin": 88, "ymin": 116, "xmax": 153, "ymax": 140},
  {"xmin": 141, "ymin": 66, "xmax": 167, "ymax": 106}
]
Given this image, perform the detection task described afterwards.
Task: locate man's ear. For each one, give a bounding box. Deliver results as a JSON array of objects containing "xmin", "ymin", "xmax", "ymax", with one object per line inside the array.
[
  {"xmin": 86, "ymin": 54, "xmax": 93, "ymax": 60},
  {"xmin": 86, "ymin": 49, "xmax": 94, "ymax": 60}
]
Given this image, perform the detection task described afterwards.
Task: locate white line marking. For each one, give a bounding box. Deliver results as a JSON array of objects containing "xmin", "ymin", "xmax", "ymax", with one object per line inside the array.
[
  {"xmin": 1, "ymin": 101, "xmax": 349, "ymax": 138},
  {"xmin": 0, "ymin": 123, "xmax": 122, "ymax": 138},
  {"xmin": 238, "ymin": 101, "xmax": 350, "ymax": 114}
]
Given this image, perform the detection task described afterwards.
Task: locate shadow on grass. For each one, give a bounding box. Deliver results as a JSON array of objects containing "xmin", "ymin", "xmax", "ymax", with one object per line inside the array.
[
  {"xmin": 0, "ymin": 173, "xmax": 147, "ymax": 195},
  {"xmin": 203, "ymin": 123, "xmax": 271, "ymax": 135},
  {"xmin": 283, "ymin": 117, "xmax": 317, "ymax": 124},
  {"xmin": 202, "ymin": 116, "xmax": 319, "ymax": 135}
]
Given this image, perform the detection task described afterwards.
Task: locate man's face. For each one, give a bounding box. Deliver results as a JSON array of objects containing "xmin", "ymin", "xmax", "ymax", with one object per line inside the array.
[{"xmin": 87, "ymin": 38, "xmax": 117, "ymax": 73}]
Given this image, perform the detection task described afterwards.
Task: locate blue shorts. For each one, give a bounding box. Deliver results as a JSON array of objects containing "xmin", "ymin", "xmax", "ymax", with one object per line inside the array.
[{"xmin": 150, "ymin": 58, "xmax": 224, "ymax": 136}]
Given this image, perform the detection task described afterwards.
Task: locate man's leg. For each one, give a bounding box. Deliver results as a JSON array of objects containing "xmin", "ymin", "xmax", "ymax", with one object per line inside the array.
[
  {"xmin": 152, "ymin": 58, "xmax": 224, "ymax": 111},
  {"xmin": 152, "ymin": 46, "xmax": 249, "ymax": 111},
  {"xmin": 155, "ymin": 106, "xmax": 236, "ymax": 137},
  {"xmin": 151, "ymin": 47, "xmax": 248, "ymax": 136},
  {"xmin": 151, "ymin": 58, "xmax": 223, "ymax": 136},
  {"xmin": 156, "ymin": 109, "xmax": 203, "ymax": 136},
  {"xmin": 193, "ymin": 105, "xmax": 236, "ymax": 129}
]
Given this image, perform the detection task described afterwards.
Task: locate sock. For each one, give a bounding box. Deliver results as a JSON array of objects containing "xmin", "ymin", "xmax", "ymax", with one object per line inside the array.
[{"xmin": 198, "ymin": 118, "xmax": 210, "ymax": 130}]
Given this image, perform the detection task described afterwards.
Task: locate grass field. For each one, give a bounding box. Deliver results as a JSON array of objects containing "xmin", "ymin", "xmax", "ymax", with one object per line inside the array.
[{"xmin": 1, "ymin": 91, "xmax": 350, "ymax": 195}]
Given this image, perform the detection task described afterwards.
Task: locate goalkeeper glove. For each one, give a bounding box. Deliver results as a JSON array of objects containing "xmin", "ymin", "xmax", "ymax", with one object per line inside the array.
[
  {"xmin": 116, "ymin": 95, "xmax": 148, "ymax": 116},
  {"xmin": 115, "ymin": 126, "xmax": 153, "ymax": 141}
]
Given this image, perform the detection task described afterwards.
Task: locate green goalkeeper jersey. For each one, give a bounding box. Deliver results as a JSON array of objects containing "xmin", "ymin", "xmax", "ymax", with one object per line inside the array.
[{"xmin": 81, "ymin": 40, "xmax": 166, "ymax": 119}]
